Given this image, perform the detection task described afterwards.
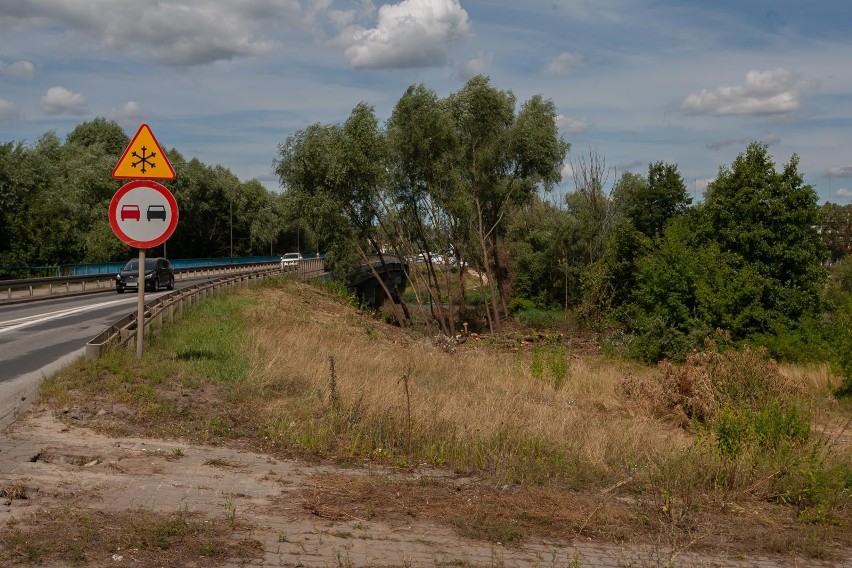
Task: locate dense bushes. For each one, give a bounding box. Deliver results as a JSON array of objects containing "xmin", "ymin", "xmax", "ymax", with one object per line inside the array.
[
  {"xmin": 622, "ymin": 346, "xmax": 851, "ymax": 519},
  {"xmin": 512, "ymin": 143, "xmax": 842, "ymax": 370}
]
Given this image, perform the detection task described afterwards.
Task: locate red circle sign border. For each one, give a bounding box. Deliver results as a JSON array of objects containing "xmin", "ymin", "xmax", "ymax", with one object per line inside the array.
[{"xmin": 109, "ymin": 180, "xmax": 179, "ymax": 249}]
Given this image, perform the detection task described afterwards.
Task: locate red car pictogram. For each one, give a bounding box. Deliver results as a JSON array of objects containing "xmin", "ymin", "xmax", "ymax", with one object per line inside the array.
[{"xmin": 120, "ymin": 204, "xmax": 141, "ymax": 221}]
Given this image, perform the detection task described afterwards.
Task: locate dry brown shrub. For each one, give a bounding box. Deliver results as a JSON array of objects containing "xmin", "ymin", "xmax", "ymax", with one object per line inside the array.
[{"xmin": 622, "ymin": 344, "xmax": 803, "ymax": 427}]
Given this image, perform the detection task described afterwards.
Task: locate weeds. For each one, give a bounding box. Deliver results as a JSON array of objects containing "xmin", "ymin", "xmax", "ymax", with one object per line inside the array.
[
  {"xmin": 0, "ymin": 507, "xmax": 260, "ymax": 566},
  {"xmin": 34, "ymin": 279, "xmax": 852, "ymax": 559},
  {"xmin": 223, "ymin": 495, "xmax": 237, "ymax": 528},
  {"xmin": 529, "ymin": 345, "xmax": 569, "ymax": 390},
  {"xmin": 400, "ymin": 365, "xmax": 412, "ymax": 456},
  {"xmin": 625, "ymin": 344, "xmax": 851, "ymax": 530}
]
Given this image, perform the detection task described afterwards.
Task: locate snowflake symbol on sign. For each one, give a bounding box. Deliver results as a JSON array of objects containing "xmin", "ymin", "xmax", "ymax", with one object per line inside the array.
[{"xmin": 131, "ymin": 146, "xmax": 157, "ymax": 174}]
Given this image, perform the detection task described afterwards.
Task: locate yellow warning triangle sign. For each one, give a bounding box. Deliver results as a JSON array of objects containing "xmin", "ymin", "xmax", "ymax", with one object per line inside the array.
[{"xmin": 112, "ymin": 124, "xmax": 176, "ymax": 180}]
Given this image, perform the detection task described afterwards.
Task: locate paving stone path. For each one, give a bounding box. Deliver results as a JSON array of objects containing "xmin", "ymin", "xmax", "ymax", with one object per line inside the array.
[{"xmin": 1, "ymin": 411, "xmax": 848, "ymax": 568}]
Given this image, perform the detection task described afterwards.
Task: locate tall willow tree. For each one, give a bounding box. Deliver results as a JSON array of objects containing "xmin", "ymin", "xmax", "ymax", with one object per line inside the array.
[
  {"xmin": 276, "ymin": 77, "xmax": 568, "ymax": 332},
  {"xmin": 447, "ymin": 76, "xmax": 569, "ymax": 330},
  {"xmin": 276, "ymin": 103, "xmax": 410, "ymax": 324},
  {"xmin": 386, "ymin": 84, "xmax": 463, "ymax": 335}
]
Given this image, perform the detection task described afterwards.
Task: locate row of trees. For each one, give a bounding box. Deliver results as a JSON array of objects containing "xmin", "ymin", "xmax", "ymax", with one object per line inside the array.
[
  {"xmin": 275, "ymin": 75, "xmax": 850, "ymax": 362},
  {"xmin": 276, "ymin": 76, "xmax": 568, "ymax": 335},
  {"xmin": 0, "ymin": 118, "xmax": 308, "ymax": 275},
  {"xmin": 510, "ymin": 144, "xmax": 851, "ymax": 365},
  {"xmin": 2, "ymin": 77, "xmax": 850, "ymax": 371}
]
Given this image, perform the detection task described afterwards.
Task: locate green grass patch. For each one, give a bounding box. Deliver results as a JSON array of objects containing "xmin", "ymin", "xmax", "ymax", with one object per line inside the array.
[
  {"xmin": 38, "ymin": 290, "xmax": 257, "ymax": 442},
  {"xmin": 513, "ymin": 308, "xmax": 575, "ymax": 331},
  {"xmin": 154, "ymin": 293, "xmax": 255, "ymax": 384}
]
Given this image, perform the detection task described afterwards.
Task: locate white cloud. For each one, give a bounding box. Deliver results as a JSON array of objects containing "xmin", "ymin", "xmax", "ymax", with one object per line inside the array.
[
  {"xmin": 0, "ymin": 99, "xmax": 22, "ymax": 121},
  {"xmin": 707, "ymin": 133, "xmax": 780, "ymax": 151},
  {"xmin": 680, "ymin": 68, "xmax": 804, "ymax": 116},
  {"xmin": 561, "ymin": 163, "xmax": 574, "ymax": 180},
  {"xmin": 544, "ymin": 52, "xmax": 584, "ymax": 77},
  {"xmin": 556, "ymin": 115, "xmax": 590, "ymax": 134},
  {"xmin": 0, "ymin": 0, "xmax": 297, "ymax": 66},
  {"xmin": 303, "ymin": 0, "xmax": 377, "ymax": 36},
  {"xmin": 706, "ymin": 138, "xmax": 739, "ymax": 150},
  {"xmin": 616, "ymin": 160, "xmax": 643, "ymax": 171},
  {"xmin": 836, "ymin": 188, "xmax": 852, "ymax": 198},
  {"xmin": 761, "ymin": 133, "xmax": 781, "ymax": 147},
  {"xmin": 828, "ymin": 166, "xmax": 852, "ymax": 178},
  {"xmin": 457, "ymin": 52, "xmax": 492, "ymax": 80},
  {"xmin": 109, "ymin": 101, "xmax": 146, "ymax": 125},
  {"xmin": 0, "ymin": 60, "xmax": 35, "ymax": 79},
  {"xmin": 41, "ymin": 86, "xmax": 87, "ymax": 115},
  {"xmin": 338, "ymin": 0, "xmax": 470, "ymax": 69},
  {"xmin": 692, "ymin": 178, "xmax": 713, "ymax": 194}
]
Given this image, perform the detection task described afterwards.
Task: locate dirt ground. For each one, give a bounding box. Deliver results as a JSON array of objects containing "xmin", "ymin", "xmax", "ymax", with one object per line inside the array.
[{"xmin": 1, "ymin": 407, "xmax": 849, "ymax": 568}]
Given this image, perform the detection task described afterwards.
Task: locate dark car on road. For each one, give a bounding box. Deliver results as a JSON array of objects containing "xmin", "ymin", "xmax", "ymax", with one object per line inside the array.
[{"xmin": 116, "ymin": 257, "xmax": 175, "ymax": 293}]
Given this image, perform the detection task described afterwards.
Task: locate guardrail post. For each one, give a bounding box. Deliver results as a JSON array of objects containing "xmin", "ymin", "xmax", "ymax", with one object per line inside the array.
[
  {"xmin": 85, "ymin": 343, "xmax": 101, "ymax": 360},
  {"xmin": 29, "ymin": 285, "xmax": 33, "ymax": 297}
]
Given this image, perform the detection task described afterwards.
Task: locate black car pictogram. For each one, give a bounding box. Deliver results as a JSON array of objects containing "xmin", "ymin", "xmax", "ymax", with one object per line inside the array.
[{"xmin": 147, "ymin": 204, "xmax": 167, "ymax": 221}]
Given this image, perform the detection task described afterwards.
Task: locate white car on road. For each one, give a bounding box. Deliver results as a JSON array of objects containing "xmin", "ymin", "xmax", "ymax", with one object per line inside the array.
[{"xmin": 280, "ymin": 252, "xmax": 303, "ymax": 269}]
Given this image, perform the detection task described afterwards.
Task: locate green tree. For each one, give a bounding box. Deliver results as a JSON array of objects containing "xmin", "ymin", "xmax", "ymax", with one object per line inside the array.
[
  {"xmin": 703, "ymin": 142, "xmax": 826, "ymax": 330},
  {"xmin": 626, "ymin": 216, "xmax": 739, "ymax": 361},
  {"xmin": 276, "ymin": 104, "xmax": 410, "ymax": 322},
  {"xmin": 819, "ymin": 202, "xmax": 852, "ymax": 264},
  {"xmin": 167, "ymin": 157, "xmax": 234, "ymax": 258},
  {"xmin": 507, "ymin": 197, "xmax": 577, "ymax": 309},
  {"xmin": 448, "ymin": 76, "xmax": 568, "ymax": 330},
  {"xmin": 0, "ymin": 141, "xmax": 31, "ymax": 267},
  {"xmin": 566, "ymin": 148, "xmax": 614, "ymax": 267},
  {"xmin": 598, "ymin": 221, "xmax": 652, "ymax": 309},
  {"xmin": 386, "ymin": 84, "xmax": 463, "ymax": 334},
  {"xmin": 65, "ymin": 117, "xmax": 130, "ymax": 156},
  {"xmin": 617, "ymin": 162, "xmax": 690, "ymax": 238},
  {"xmin": 275, "ymin": 122, "xmax": 357, "ymax": 274}
]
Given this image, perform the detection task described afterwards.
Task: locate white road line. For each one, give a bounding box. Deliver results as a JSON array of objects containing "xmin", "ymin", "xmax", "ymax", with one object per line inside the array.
[{"xmin": 0, "ymin": 297, "xmax": 136, "ymax": 335}]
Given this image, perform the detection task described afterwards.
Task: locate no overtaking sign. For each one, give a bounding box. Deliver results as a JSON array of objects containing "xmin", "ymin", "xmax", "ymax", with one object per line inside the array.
[{"xmin": 109, "ymin": 180, "xmax": 179, "ymax": 249}]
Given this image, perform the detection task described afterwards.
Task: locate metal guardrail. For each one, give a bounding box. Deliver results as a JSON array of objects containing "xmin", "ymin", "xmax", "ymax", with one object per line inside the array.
[
  {"xmin": 0, "ymin": 261, "xmax": 279, "ymax": 304},
  {"xmin": 85, "ymin": 267, "xmax": 279, "ymax": 360},
  {"xmin": 84, "ymin": 257, "xmax": 327, "ymax": 360}
]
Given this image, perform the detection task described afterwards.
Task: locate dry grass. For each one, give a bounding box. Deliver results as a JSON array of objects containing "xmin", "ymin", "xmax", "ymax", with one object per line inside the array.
[
  {"xmin": 0, "ymin": 507, "xmax": 261, "ymax": 566},
  {"xmin": 31, "ymin": 276, "xmax": 852, "ymax": 560},
  {"xmin": 239, "ymin": 280, "xmax": 692, "ymax": 487}
]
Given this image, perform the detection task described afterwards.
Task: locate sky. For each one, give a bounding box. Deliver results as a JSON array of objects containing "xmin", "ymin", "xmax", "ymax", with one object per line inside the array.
[{"xmin": 1, "ymin": 0, "xmax": 851, "ymax": 204}]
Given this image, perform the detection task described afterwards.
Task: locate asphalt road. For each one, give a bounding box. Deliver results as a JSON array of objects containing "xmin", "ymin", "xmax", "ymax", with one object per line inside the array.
[{"xmin": 0, "ymin": 284, "xmax": 187, "ymax": 428}]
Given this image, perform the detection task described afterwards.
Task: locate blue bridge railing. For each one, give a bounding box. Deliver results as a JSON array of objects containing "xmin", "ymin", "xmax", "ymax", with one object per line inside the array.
[{"xmin": 0, "ymin": 256, "xmax": 283, "ymax": 279}]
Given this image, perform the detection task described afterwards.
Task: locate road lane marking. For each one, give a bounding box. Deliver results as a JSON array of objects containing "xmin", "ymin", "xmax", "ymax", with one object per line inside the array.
[{"xmin": 0, "ymin": 297, "xmax": 138, "ymax": 335}]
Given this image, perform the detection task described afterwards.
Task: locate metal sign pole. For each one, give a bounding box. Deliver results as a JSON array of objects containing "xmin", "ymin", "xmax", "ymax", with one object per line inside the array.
[{"xmin": 136, "ymin": 249, "xmax": 145, "ymax": 358}]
